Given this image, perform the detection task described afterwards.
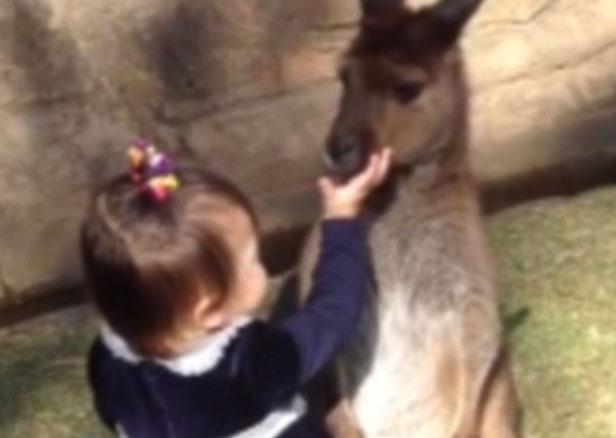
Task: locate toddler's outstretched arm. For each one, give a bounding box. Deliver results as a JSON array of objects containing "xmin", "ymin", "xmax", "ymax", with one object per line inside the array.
[{"xmin": 239, "ymin": 149, "xmax": 391, "ymax": 409}]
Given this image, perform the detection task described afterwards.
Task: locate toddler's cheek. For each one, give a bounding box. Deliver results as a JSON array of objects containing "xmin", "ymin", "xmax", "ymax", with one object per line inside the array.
[{"xmin": 252, "ymin": 266, "xmax": 268, "ymax": 307}]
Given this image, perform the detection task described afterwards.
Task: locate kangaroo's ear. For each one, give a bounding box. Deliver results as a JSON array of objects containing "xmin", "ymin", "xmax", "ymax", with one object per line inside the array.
[
  {"xmin": 422, "ymin": 0, "xmax": 484, "ymax": 45},
  {"xmin": 361, "ymin": 0, "xmax": 402, "ymax": 15},
  {"xmin": 359, "ymin": 0, "xmax": 483, "ymax": 49}
]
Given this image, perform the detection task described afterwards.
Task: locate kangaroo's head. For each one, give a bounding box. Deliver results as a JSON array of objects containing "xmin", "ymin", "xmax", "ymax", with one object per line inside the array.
[{"xmin": 325, "ymin": 0, "xmax": 483, "ymax": 177}]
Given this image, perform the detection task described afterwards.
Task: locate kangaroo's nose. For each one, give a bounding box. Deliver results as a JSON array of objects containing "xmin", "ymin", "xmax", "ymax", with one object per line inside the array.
[{"xmin": 326, "ymin": 134, "xmax": 366, "ymax": 177}]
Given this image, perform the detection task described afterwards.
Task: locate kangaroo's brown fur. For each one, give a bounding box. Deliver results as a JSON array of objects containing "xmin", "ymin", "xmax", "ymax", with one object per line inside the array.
[{"xmin": 298, "ymin": 1, "xmax": 519, "ymax": 437}]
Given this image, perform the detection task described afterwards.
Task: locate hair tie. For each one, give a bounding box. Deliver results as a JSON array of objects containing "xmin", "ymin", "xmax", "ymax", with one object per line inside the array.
[{"xmin": 127, "ymin": 139, "xmax": 179, "ymax": 202}]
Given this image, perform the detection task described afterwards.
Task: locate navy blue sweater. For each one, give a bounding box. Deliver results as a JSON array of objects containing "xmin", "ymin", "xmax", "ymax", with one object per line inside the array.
[{"xmin": 88, "ymin": 220, "xmax": 369, "ymax": 438}]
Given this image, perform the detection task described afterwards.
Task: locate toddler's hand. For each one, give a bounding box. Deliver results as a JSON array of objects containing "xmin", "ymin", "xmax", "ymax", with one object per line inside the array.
[{"xmin": 319, "ymin": 148, "xmax": 392, "ymax": 219}]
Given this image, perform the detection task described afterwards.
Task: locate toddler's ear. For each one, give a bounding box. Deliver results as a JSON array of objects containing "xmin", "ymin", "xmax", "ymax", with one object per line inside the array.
[{"xmin": 193, "ymin": 296, "xmax": 228, "ymax": 332}]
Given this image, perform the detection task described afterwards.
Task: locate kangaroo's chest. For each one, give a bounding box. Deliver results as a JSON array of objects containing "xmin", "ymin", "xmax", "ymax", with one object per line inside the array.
[
  {"xmin": 339, "ymin": 179, "xmax": 488, "ymax": 437},
  {"xmin": 367, "ymin": 180, "xmax": 476, "ymax": 318}
]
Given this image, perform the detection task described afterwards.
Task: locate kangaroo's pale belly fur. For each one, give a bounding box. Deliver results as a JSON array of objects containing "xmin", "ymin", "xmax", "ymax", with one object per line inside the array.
[{"xmin": 339, "ymin": 173, "xmax": 501, "ymax": 438}]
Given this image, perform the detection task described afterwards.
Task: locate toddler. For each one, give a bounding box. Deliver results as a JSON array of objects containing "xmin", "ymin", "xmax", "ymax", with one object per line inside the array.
[{"xmin": 82, "ymin": 139, "xmax": 391, "ymax": 438}]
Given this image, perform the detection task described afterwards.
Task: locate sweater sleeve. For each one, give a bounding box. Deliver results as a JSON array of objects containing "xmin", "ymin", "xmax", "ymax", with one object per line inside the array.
[
  {"xmin": 87, "ymin": 339, "xmax": 119, "ymax": 431},
  {"xmin": 239, "ymin": 219, "xmax": 370, "ymax": 408}
]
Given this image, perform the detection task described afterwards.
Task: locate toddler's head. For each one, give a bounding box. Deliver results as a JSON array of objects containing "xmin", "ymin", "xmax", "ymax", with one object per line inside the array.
[{"xmin": 81, "ymin": 142, "xmax": 267, "ymax": 358}]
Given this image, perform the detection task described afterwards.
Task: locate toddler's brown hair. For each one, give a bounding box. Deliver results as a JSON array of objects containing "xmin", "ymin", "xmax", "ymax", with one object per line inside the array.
[{"xmin": 81, "ymin": 162, "xmax": 256, "ymax": 358}]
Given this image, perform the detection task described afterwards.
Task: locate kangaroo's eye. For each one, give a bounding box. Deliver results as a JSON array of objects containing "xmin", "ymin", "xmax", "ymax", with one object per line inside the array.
[{"xmin": 391, "ymin": 81, "xmax": 423, "ymax": 105}]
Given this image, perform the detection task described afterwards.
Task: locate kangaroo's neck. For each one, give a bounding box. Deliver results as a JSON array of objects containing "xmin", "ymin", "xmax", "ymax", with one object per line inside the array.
[{"xmin": 367, "ymin": 136, "xmax": 471, "ymax": 216}]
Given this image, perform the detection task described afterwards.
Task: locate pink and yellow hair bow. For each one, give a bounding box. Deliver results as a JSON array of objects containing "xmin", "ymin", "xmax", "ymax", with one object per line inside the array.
[{"xmin": 127, "ymin": 139, "xmax": 179, "ymax": 202}]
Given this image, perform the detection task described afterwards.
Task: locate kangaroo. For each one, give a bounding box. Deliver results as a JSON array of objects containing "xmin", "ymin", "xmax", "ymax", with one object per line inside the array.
[{"xmin": 298, "ymin": 1, "xmax": 519, "ymax": 437}]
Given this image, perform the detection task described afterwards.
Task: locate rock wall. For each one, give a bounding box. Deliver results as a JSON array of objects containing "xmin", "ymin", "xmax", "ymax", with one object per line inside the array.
[
  {"xmin": 0, "ymin": 0, "xmax": 615, "ymax": 306},
  {"xmin": 0, "ymin": 0, "xmax": 357, "ymax": 302},
  {"xmin": 467, "ymin": 0, "xmax": 616, "ymax": 207}
]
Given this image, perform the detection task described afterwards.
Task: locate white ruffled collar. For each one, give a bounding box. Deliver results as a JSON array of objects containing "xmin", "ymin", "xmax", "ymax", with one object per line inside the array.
[{"xmin": 100, "ymin": 316, "xmax": 253, "ymax": 376}]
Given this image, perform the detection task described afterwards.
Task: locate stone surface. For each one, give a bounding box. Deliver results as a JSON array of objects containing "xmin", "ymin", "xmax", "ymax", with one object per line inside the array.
[
  {"xmin": 0, "ymin": 0, "xmax": 357, "ymax": 298},
  {"xmin": 1, "ymin": 0, "xmax": 616, "ymax": 301},
  {"xmin": 467, "ymin": 0, "xmax": 616, "ymax": 193},
  {"xmin": 489, "ymin": 187, "xmax": 616, "ymax": 438}
]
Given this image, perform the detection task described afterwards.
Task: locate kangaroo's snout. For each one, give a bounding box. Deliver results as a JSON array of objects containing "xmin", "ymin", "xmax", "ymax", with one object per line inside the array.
[{"xmin": 325, "ymin": 131, "xmax": 373, "ymax": 178}]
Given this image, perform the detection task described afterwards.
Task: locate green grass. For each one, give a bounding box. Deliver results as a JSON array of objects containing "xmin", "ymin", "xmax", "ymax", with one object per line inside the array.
[
  {"xmin": 0, "ymin": 308, "xmax": 109, "ymax": 438},
  {"xmin": 490, "ymin": 188, "xmax": 616, "ymax": 438}
]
